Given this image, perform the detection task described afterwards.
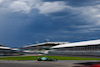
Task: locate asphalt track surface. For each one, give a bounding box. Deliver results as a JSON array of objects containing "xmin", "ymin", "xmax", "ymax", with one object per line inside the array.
[
  {"xmin": 0, "ymin": 63, "xmax": 60, "ymax": 67},
  {"xmin": 0, "ymin": 61, "xmax": 69, "ymax": 67},
  {"xmin": 0, "ymin": 60, "xmax": 99, "ymax": 67}
]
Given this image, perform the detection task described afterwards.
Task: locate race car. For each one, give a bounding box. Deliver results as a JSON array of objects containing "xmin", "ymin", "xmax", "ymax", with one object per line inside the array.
[
  {"xmin": 80, "ymin": 64, "xmax": 100, "ymax": 67},
  {"xmin": 37, "ymin": 57, "xmax": 57, "ymax": 61},
  {"xmin": 78, "ymin": 62, "xmax": 100, "ymax": 67}
]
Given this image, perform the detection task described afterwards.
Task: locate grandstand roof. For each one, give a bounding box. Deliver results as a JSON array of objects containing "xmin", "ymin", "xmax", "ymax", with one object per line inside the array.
[
  {"xmin": 0, "ymin": 46, "xmax": 11, "ymax": 49},
  {"xmin": 24, "ymin": 42, "xmax": 68, "ymax": 47},
  {"xmin": 0, "ymin": 45, "xmax": 18, "ymax": 50},
  {"xmin": 11, "ymin": 48, "xmax": 19, "ymax": 50},
  {"xmin": 52, "ymin": 39, "xmax": 100, "ymax": 48}
]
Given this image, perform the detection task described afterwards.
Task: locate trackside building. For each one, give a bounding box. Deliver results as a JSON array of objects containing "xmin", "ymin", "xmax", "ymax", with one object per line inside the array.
[{"xmin": 50, "ymin": 39, "xmax": 100, "ymax": 56}]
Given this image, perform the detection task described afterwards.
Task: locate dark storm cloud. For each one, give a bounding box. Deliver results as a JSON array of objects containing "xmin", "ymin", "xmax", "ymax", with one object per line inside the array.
[
  {"xmin": 0, "ymin": 0, "xmax": 100, "ymax": 47},
  {"xmin": 43, "ymin": 0, "xmax": 100, "ymax": 7}
]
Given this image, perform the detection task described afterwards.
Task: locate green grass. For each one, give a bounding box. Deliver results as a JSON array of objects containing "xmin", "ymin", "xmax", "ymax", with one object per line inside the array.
[{"xmin": 0, "ymin": 56, "xmax": 100, "ymax": 60}]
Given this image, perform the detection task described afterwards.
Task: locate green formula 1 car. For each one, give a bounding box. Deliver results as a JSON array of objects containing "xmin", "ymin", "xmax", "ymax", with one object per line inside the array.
[{"xmin": 37, "ymin": 57, "xmax": 57, "ymax": 61}]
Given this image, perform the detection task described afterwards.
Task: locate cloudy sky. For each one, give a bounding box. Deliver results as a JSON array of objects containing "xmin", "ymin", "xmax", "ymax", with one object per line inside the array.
[{"xmin": 0, "ymin": 0, "xmax": 100, "ymax": 47}]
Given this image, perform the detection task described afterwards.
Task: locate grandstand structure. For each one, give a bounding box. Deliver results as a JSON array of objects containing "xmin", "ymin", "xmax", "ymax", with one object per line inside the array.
[
  {"xmin": 22, "ymin": 42, "xmax": 69, "ymax": 54},
  {"xmin": 50, "ymin": 39, "xmax": 100, "ymax": 56},
  {"xmin": 0, "ymin": 45, "xmax": 19, "ymax": 56}
]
